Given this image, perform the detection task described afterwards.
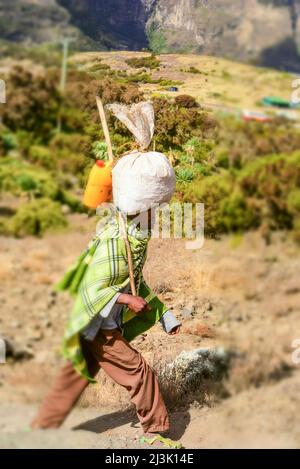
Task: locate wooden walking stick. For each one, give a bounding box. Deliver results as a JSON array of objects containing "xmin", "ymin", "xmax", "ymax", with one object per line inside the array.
[
  {"xmin": 96, "ymin": 96, "xmax": 114, "ymax": 163},
  {"xmin": 95, "ymin": 96, "xmax": 137, "ymax": 296},
  {"xmin": 118, "ymin": 213, "xmax": 137, "ymax": 297}
]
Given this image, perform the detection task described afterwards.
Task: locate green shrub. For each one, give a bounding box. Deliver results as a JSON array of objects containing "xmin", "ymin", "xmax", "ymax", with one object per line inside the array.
[
  {"xmin": 98, "ymin": 78, "xmax": 144, "ymax": 106},
  {"xmin": 147, "ymin": 23, "xmax": 167, "ymax": 54},
  {"xmin": 153, "ymin": 98, "xmax": 217, "ymax": 151},
  {"xmin": 56, "ymin": 191, "xmax": 83, "ymax": 213},
  {"xmin": 175, "ymin": 95, "xmax": 198, "ymax": 109},
  {"xmin": 0, "ymin": 157, "xmax": 82, "ymax": 211},
  {"xmin": 0, "ymin": 132, "xmax": 18, "ymax": 153},
  {"xmin": 288, "ymin": 189, "xmax": 300, "ymax": 242},
  {"xmin": 0, "ymin": 158, "xmax": 57, "ymax": 197},
  {"xmin": 49, "ymin": 133, "xmax": 90, "ymax": 176},
  {"xmin": 28, "ymin": 145, "xmax": 54, "ymax": 169},
  {"xmin": 182, "ymin": 173, "xmax": 233, "ymax": 234},
  {"xmin": 0, "ymin": 217, "xmax": 12, "ymax": 236},
  {"xmin": 180, "ymin": 152, "xmax": 300, "ymax": 235},
  {"xmin": 11, "ymin": 198, "xmax": 68, "ymax": 238},
  {"xmin": 175, "ymin": 167, "xmax": 195, "ymax": 183},
  {"xmin": 194, "ymin": 163, "xmax": 212, "ymax": 177},
  {"xmin": 292, "ymin": 217, "xmax": 300, "ymax": 244},
  {"xmin": 187, "ymin": 66, "xmax": 202, "ymax": 74},
  {"xmin": 217, "ymin": 115, "xmax": 300, "ymax": 168},
  {"xmin": 0, "ymin": 66, "xmax": 61, "ymax": 142},
  {"xmin": 92, "ymin": 141, "xmax": 109, "ymax": 161},
  {"xmin": 183, "ymin": 137, "xmax": 216, "ymax": 164},
  {"xmin": 287, "ymin": 189, "xmax": 300, "ymax": 215},
  {"xmin": 218, "ymin": 189, "xmax": 257, "ymax": 232},
  {"xmin": 88, "ymin": 62, "xmax": 111, "ymax": 73}
]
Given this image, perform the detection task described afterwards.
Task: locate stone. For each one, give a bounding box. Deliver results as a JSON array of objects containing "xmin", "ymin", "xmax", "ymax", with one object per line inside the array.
[
  {"xmin": 2, "ymin": 338, "xmax": 34, "ymax": 361},
  {"xmin": 180, "ymin": 306, "xmax": 195, "ymax": 320}
]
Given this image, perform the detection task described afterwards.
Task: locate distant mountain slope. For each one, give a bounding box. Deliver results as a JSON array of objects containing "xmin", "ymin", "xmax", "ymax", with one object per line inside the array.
[
  {"xmin": 1, "ymin": 0, "xmax": 300, "ymax": 71},
  {"xmin": 146, "ymin": 0, "xmax": 300, "ymax": 71}
]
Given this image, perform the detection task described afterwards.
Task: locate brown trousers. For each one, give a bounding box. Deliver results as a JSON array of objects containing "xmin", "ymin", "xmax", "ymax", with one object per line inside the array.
[{"xmin": 31, "ymin": 329, "xmax": 169, "ymax": 434}]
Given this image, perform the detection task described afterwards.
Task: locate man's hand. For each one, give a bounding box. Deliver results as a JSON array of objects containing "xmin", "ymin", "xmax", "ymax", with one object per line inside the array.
[
  {"xmin": 128, "ymin": 296, "xmax": 152, "ymax": 314},
  {"xmin": 168, "ymin": 325, "xmax": 181, "ymax": 336},
  {"xmin": 117, "ymin": 294, "xmax": 151, "ymax": 314}
]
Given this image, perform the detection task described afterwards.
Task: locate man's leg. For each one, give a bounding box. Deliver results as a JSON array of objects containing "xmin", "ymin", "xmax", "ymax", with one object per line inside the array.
[
  {"xmin": 31, "ymin": 340, "xmax": 99, "ymax": 429},
  {"xmin": 86, "ymin": 329, "xmax": 170, "ymax": 434}
]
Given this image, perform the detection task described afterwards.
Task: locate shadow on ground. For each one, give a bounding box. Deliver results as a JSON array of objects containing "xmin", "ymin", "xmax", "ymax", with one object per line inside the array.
[{"xmin": 73, "ymin": 407, "xmax": 191, "ymax": 440}]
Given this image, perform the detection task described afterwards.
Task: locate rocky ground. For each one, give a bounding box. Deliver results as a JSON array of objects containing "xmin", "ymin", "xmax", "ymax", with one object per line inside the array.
[{"xmin": 0, "ymin": 214, "xmax": 300, "ymax": 448}]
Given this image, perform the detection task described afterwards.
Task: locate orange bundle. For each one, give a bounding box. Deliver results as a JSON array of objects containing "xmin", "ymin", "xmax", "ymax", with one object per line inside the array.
[
  {"xmin": 83, "ymin": 160, "xmax": 113, "ymax": 209},
  {"xmin": 83, "ymin": 97, "xmax": 114, "ymax": 209}
]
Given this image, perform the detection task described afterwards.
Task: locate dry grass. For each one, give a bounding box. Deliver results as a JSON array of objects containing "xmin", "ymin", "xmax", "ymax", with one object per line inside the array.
[
  {"xmin": 0, "ymin": 262, "xmax": 13, "ymax": 282},
  {"xmin": 183, "ymin": 322, "xmax": 215, "ymax": 339},
  {"xmin": 72, "ymin": 52, "xmax": 299, "ymax": 113}
]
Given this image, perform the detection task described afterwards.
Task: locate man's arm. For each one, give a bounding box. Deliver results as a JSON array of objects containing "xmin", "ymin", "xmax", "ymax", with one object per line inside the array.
[{"xmin": 118, "ymin": 294, "xmax": 181, "ymax": 335}]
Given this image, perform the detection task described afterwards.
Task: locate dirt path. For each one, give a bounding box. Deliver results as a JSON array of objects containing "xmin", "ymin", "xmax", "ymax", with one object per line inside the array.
[{"xmin": 1, "ymin": 372, "xmax": 300, "ymax": 449}]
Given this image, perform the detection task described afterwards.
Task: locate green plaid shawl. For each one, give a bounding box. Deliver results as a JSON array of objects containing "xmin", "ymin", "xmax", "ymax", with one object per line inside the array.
[{"xmin": 57, "ymin": 217, "xmax": 168, "ymax": 382}]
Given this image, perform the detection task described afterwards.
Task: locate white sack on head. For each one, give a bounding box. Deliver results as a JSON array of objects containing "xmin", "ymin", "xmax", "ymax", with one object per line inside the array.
[
  {"xmin": 112, "ymin": 151, "xmax": 176, "ymax": 215},
  {"xmin": 106, "ymin": 101, "xmax": 155, "ymax": 150}
]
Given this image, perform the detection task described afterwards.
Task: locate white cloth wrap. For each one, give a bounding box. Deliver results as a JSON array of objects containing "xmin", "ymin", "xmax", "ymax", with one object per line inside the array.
[{"xmin": 112, "ymin": 151, "xmax": 176, "ymax": 215}]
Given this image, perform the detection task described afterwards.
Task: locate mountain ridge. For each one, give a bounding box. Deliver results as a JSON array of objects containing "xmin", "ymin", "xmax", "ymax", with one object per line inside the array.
[{"xmin": 1, "ymin": 0, "xmax": 300, "ymax": 71}]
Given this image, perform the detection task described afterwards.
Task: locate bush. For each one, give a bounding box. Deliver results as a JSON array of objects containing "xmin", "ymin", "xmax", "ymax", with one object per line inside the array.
[
  {"xmin": 238, "ymin": 152, "xmax": 300, "ymax": 229},
  {"xmin": 217, "ymin": 115, "xmax": 300, "ymax": 168},
  {"xmin": 147, "ymin": 23, "xmax": 167, "ymax": 54},
  {"xmin": 153, "ymin": 97, "xmax": 217, "ymax": 151},
  {"xmin": 183, "ymin": 137, "xmax": 216, "ymax": 164},
  {"xmin": 218, "ymin": 189, "xmax": 257, "ymax": 232},
  {"xmin": 28, "ymin": 145, "xmax": 54, "ymax": 170},
  {"xmin": 98, "ymin": 78, "xmax": 144, "ymax": 106},
  {"xmin": 88, "ymin": 62, "xmax": 111, "ymax": 73},
  {"xmin": 49, "ymin": 133, "xmax": 90, "ymax": 176},
  {"xmin": 175, "ymin": 95, "xmax": 198, "ymax": 109},
  {"xmin": 182, "ymin": 173, "xmax": 233, "ymax": 234},
  {"xmin": 292, "ymin": 218, "xmax": 300, "ymax": 244},
  {"xmin": 11, "ymin": 198, "xmax": 68, "ymax": 238},
  {"xmin": 180, "ymin": 152, "xmax": 300, "ymax": 235},
  {"xmin": 287, "ymin": 189, "xmax": 300, "ymax": 216},
  {"xmin": 0, "ymin": 158, "xmax": 59, "ymax": 198},
  {"xmin": 0, "ymin": 66, "xmax": 61, "ymax": 142},
  {"xmin": 187, "ymin": 66, "xmax": 202, "ymax": 74},
  {"xmin": 175, "ymin": 167, "xmax": 195, "ymax": 183},
  {"xmin": 0, "ymin": 157, "xmax": 83, "ymax": 211},
  {"xmin": 0, "ymin": 131, "xmax": 18, "ymax": 154},
  {"xmin": 125, "ymin": 55, "xmax": 160, "ymax": 70}
]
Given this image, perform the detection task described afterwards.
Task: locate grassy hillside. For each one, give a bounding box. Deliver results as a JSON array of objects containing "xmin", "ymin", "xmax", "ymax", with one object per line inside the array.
[
  {"xmin": 73, "ymin": 51, "xmax": 298, "ymax": 112},
  {"xmin": 1, "ymin": 49, "xmax": 300, "ymax": 241}
]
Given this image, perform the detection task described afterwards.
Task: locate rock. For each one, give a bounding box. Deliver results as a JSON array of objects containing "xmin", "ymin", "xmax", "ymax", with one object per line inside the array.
[
  {"xmin": 28, "ymin": 330, "xmax": 44, "ymax": 342},
  {"xmin": 2, "ymin": 338, "xmax": 34, "ymax": 362},
  {"xmin": 35, "ymin": 350, "xmax": 50, "ymax": 364},
  {"xmin": 47, "ymin": 298, "xmax": 56, "ymax": 308},
  {"xmin": 285, "ymin": 283, "xmax": 300, "ymax": 295},
  {"xmin": 40, "ymin": 318, "xmax": 52, "ymax": 328},
  {"xmin": 161, "ymin": 347, "xmax": 232, "ymax": 393},
  {"xmin": 11, "ymin": 321, "xmax": 21, "ymax": 329},
  {"xmin": 181, "ymin": 306, "xmax": 195, "ymax": 320},
  {"xmin": 26, "ymin": 324, "xmax": 44, "ymax": 342},
  {"xmin": 61, "ymin": 204, "xmax": 71, "ymax": 215}
]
